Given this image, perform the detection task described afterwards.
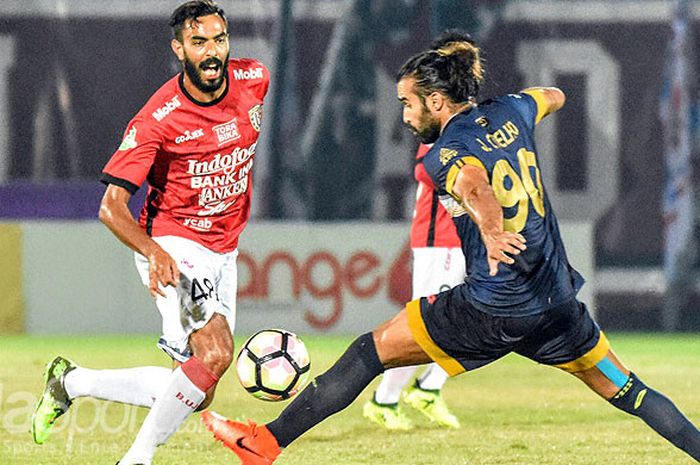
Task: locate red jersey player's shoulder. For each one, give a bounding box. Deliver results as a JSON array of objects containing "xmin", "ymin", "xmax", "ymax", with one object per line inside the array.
[
  {"xmin": 414, "ymin": 143, "xmax": 435, "ymax": 186},
  {"xmin": 228, "ymin": 58, "xmax": 270, "ymax": 98},
  {"xmin": 132, "ymin": 74, "xmax": 182, "ymax": 124},
  {"xmin": 415, "ymin": 143, "xmax": 432, "ymax": 160}
]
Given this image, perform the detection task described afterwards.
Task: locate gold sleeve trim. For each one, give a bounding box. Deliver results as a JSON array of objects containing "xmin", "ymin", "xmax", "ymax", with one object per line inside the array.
[
  {"xmin": 522, "ymin": 90, "xmax": 549, "ymax": 125},
  {"xmin": 554, "ymin": 332, "xmax": 611, "ymax": 373},
  {"xmin": 445, "ymin": 156, "xmax": 486, "ymax": 196},
  {"xmin": 406, "ymin": 299, "xmax": 466, "ymax": 376}
]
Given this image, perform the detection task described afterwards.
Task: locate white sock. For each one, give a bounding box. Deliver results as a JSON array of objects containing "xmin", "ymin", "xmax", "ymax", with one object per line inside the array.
[
  {"xmin": 374, "ymin": 366, "xmax": 418, "ymax": 404},
  {"xmin": 64, "ymin": 366, "xmax": 172, "ymax": 408},
  {"xmin": 119, "ymin": 358, "xmax": 217, "ymax": 465},
  {"xmin": 417, "ymin": 363, "xmax": 449, "ymax": 391}
]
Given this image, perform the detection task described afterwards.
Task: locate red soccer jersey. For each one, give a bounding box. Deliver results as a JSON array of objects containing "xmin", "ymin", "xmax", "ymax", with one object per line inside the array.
[
  {"xmin": 409, "ymin": 144, "xmax": 461, "ymax": 248},
  {"xmin": 102, "ymin": 58, "xmax": 269, "ymax": 253}
]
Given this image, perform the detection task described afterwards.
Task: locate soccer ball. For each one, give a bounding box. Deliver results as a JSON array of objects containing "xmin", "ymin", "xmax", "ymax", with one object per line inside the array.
[{"xmin": 236, "ymin": 329, "xmax": 311, "ymax": 402}]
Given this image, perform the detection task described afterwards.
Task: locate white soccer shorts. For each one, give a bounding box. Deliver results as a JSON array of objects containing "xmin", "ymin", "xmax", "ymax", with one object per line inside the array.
[
  {"xmin": 134, "ymin": 235, "xmax": 238, "ymax": 362},
  {"xmin": 412, "ymin": 247, "xmax": 466, "ymax": 299}
]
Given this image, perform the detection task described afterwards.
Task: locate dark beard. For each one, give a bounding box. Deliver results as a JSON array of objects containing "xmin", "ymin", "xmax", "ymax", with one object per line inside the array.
[
  {"xmin": 183, "ymin": 54, "xmax": 228, "ymax": 93},
  {"xmin": 415, "ymin": 124, "xmax": 441, "ymax": 144},
  {"xmin": 411, "ymin": 103, "xmax": 441, "ymax": 144}
]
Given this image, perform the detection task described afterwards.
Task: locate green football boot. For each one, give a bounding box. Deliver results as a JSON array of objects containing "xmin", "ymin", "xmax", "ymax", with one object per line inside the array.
[
  {"xmin": 31, "ymin": 356, "xmax": 76, "ymax": 444},
  {"xmin": 403, "ymin": 381, "xmax": 460, "ymax": 428},
  {"xmin": 362, "ymin": 395, "xmax": 413, "ymax": 430}
]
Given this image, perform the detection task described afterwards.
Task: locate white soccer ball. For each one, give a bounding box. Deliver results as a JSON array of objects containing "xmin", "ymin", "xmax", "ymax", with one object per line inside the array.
[{"xmin": 236, "ymin": 329, "xmax": 311, "ymax": 402}]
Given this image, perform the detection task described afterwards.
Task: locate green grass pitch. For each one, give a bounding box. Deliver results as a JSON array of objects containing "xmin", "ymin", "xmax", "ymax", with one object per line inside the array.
[{"xmin": 1, "ymin": 333, "xmax": 699, "ymax": 464}]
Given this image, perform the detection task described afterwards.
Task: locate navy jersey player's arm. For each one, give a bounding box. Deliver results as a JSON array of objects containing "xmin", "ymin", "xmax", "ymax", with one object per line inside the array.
[
  {"xmin": 519, "ymin": 87, "xmax": 565, "ymax": 125},
  {"xmin": 450, "ymin": 87, "xmax": 564, "ymax": 275},
  {"xmin": 451, "ymin": 164, "xmax": 527, "ymax": 276}
]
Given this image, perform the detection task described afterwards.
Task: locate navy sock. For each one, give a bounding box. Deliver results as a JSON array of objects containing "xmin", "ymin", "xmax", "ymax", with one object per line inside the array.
[
  {"xmin": 609, "ymin": 372, "xmax": 700, "ymax": 460},
  {"xmin": 267, "ymin": 332, "xmax": 385, "ymax": 448}
]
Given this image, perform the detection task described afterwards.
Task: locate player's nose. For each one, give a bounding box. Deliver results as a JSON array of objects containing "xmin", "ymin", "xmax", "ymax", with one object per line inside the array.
[{"xmin": 203, "ymin": 41, "xmax": 217, "ymax": 57}]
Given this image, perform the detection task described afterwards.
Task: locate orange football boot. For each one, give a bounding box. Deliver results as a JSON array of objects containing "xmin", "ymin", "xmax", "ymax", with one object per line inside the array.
[{"xmin": 201, "ymin": 410, "xmax": 281, "ymax": 465}]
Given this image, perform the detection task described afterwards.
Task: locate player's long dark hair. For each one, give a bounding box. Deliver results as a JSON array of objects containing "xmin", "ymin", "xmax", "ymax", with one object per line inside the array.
[
  {"xmin": 170, "ymin": 0, "xmax": 227, "ymax": 42},
  {"xmin": 397, "ymin": 29, "xmax": 484, "ymax": 104}
]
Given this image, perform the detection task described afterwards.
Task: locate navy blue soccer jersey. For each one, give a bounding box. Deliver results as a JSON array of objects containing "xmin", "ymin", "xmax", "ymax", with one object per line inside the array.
[{"xmin": 422, "ymin": 91, "xmax": 584, "ymax": 316}]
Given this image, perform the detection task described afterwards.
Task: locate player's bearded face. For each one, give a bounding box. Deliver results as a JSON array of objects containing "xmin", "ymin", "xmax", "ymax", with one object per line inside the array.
[
  {"xmin": 411, "ymin": 101, "xmax": 441, "ymax": 144},
  {"xmin": 183, "ymin": 50, "xmax": 229, "ymax": 93}
]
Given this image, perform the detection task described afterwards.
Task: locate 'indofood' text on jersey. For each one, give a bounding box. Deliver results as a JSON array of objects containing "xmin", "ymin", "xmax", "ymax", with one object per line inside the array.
[
  {"xmin": 101, "ymin": 58, "xmax": 269, "ymax": 253},
  {"xmin": 422, "ymin": 92, "xmax": 584, "ymax": 316}
]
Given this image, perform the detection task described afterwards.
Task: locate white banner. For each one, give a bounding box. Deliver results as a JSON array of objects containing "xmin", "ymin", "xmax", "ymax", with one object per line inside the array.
[
  {"xmin": 20, "ymin": 221, "xmax": 592, "ymax": 335},
  {"xmin": 236, "ymin": 222, "xmax": 412, "ymax": 334}
]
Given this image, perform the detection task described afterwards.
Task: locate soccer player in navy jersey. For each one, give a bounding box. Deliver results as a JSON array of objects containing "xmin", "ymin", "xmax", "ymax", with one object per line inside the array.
[
  {"xmin": 31, "ymin": 2, "xmax": 269, "ymax": 464},
  {"xmin": 202, "ymin": 31, "xmax": 700, "ymax": 464}
]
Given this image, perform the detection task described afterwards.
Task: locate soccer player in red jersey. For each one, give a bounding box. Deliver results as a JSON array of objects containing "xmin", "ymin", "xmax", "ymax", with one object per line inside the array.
[
  {"xmin": 363, "ymin": 143, "xmax": 463, "ymax": 430},
  {"xmin": 31, "ymin": 2, "xmax": 269, "ymax": 464}
]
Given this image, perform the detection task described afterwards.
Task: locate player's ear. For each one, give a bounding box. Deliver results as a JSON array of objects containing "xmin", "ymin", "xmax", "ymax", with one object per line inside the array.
[
  {"xmin": 171, "ymin": 38, "xmax": 184, "ymax": 61},
  {"xmin": 427, "ymin": 92, "xmax": 444, "ymax": 112}
]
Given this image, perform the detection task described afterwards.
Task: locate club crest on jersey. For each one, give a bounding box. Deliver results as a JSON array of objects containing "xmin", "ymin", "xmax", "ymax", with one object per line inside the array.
[
  {"xmin": 475, "ymin": 116, "xmax": 490, "ymax": 127},
  {"xmin": 248, "ymin": 104, "xmax": 262, "ymax": 132},
  {"xmin": 212, "ymin": 118, "xmax": 241, "ymax": 145},
  {"xmin": 118, "ymin": 126, "xmax": 138, "ymax": 151},
  {"xmin": 439, "ymin": 148, "xmax": 458, "ymax": 165}
]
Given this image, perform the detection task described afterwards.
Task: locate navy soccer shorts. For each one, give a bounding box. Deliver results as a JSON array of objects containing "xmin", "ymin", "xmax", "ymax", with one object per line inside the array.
[{"xmin": 405, "ymin": 288, "xmax": 609, "ymax": 376}]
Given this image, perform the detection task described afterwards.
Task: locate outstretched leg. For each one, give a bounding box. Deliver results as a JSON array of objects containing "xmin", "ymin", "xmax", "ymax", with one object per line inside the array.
[
  {"xmin": 202, "ymin": 307, "xmax": 433, "ymax": 464},
  {"xmin": 570, "ymin": 348, "xmax": 700, "ymax": 461},
  {"xmin": 268, "ymin": 309, "xmax": 432, "ymax": 446},
  {"xmin": 31, "ymin": 360, "xmax": 174, "ymax": 445}
]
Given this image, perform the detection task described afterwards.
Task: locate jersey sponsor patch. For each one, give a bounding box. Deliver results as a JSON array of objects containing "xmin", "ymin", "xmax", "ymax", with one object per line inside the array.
[
  {"xmin": 233, "ymin": 67, "xmax": 263, "ymax": 80},
  {"xmin": 439, "ymin": 148, "xmax": 458, "ymax": 165},
  {"xmin": 152, "ymin": 95, "xmax": 181, "ymax": 122},
  {"xmin": 118, "ymin": 126, "xmax": 138, "ymax": 151},
  {"xmin": 212, "ymin": 118, "xmax": 241, "ymax": 145},
  {"xmin": 183, "ymin": 217, "xmax": 212, "ymax": 231},
  {"xmin": 248, "ymin": 104, "xmax": 262, "ymax": 132},
  {"xmin": 175, "ymin": 128, "xmax": 204, "ymax": 144},
  {"xmin": 187, "ymin": 142, "xmax": 257, "ymax": 216}
]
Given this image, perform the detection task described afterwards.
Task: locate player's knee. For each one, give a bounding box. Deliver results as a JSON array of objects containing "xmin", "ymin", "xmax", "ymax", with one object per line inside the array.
[{"xmin": 198, "ymin": 345, "xmax": 233, "ymax": 377}]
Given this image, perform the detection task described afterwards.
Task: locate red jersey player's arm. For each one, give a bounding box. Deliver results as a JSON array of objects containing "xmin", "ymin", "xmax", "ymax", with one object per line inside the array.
[
  {"xmin": 98, "ymin": 184, "xmax": 179, "ymax": 297},
  {"xmin": 451, "ymin": 164, "xmax": 527, "ymax": 276}
]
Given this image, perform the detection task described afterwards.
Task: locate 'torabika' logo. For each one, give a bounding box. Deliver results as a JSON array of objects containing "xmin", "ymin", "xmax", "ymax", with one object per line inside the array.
[
  {"xmin": 212, "ymin": 118, "xmax": 241, "ymax": 145},
  {"xmin": 152, "ymin": 95, "xmax": 181, "ymax": 122}
]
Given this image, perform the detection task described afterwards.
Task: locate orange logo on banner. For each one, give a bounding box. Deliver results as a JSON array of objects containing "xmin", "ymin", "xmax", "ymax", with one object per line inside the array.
[{"xmin": 238, "ymin": 250, "xmax": 383, "ymax": 329}]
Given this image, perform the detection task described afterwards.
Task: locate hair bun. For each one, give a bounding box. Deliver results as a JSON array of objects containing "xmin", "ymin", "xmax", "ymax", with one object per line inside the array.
[{"xmin": 436, "ymin": 42, "xmax": 484, "ymax": 84}]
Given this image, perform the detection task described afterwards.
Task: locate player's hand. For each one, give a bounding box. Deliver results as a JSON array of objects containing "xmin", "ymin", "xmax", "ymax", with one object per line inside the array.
[
  {"xmin": 483, "ymin": 231, "xmax": 527, "ymax": 276},
  {"xmin": 146, "ymin": 247, "xmax": 180, "ymax": 297}
]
